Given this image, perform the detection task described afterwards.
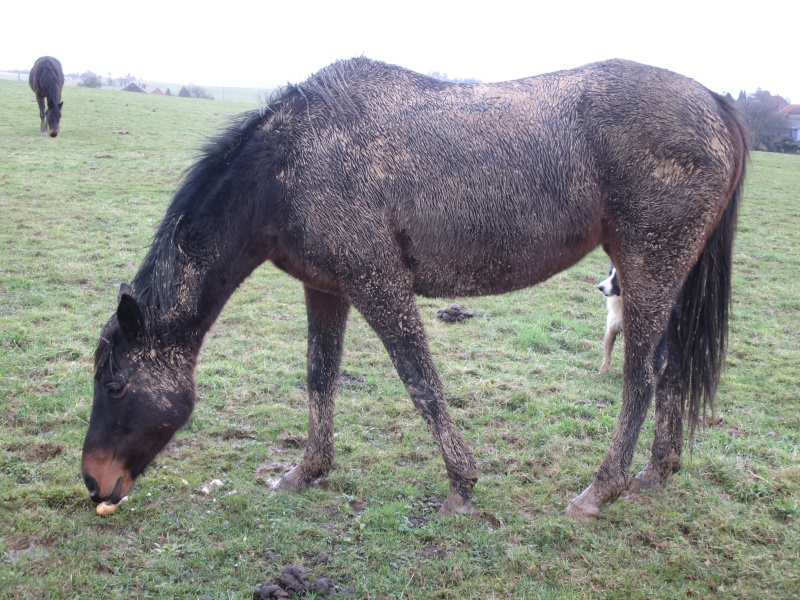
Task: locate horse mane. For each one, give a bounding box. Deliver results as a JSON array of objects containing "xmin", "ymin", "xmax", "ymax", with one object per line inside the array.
[
  {"xmin": 128, "ymin": 57, "xmax": 434, "ymax": 332},
  {"xmin": 130, "ymin": 108, "xmax": 272, "ymax": 328},
  {"xmin": 292, "ymin": 57, "xmax": 444, "ymax": 123}
]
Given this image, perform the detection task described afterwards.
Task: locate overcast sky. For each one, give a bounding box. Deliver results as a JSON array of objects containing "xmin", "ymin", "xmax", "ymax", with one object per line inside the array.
[{"xmin": 2, "ymin": 0, "xmax": 796, "ymax": 102}]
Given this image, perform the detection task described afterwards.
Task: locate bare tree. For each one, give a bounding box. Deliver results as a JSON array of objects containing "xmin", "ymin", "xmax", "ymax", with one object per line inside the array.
[
  {"xmin": 736, "ymin": 90, "xmax": 789, "ymax": 151},
  {"xmin": 78, "ymin": 71, "xmax": 102, "ymax": 88}
]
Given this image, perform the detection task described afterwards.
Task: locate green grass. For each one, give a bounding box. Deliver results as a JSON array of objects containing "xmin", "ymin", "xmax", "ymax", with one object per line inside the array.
[{"xmin": 1, "ymin": 77, "xmax": 799, "ymax": 598}]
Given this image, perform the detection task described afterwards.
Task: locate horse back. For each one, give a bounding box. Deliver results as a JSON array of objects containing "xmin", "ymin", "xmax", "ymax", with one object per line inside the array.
[
  {"xmin": 281, "ymin": 60, "xmax": 606, "ymax": 296},
  {"xmin": 29, "ymin": 56, "xmax": 65, "ymax": 100},
  {"xmin": 257, "ymin": 59, "xmax": 741, "ymax": 298}
]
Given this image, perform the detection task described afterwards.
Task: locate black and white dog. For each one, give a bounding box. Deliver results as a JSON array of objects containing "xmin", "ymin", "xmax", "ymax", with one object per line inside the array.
[{"xmin": 597, "ymin": 266, "xmax": 623, "ymax": 374}]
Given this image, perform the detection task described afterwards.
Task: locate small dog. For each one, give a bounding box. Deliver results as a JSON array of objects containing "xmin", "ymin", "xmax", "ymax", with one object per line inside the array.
[{"xmin": 597, "ymin": 266, "xmax": 623, "ymax": 374}]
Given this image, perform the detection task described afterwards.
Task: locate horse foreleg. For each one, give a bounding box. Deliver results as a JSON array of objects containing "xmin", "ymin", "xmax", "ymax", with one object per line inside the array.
[
  {"xmin": 36, "ymin": 95, "xmax": 47, "ymax": 135},
  {"xmin": 350, "ymin": 280, "xmax": 478, "ymax": 515},
  {"xmin": 276, "ymin": 287, "xmax": 349, "ymax": 491}
]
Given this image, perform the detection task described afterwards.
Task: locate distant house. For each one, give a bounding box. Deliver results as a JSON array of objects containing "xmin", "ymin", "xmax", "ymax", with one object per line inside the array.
[
  {"xmin": 121, "ymin": 82, "xmax": 148, "ymax": 93},
  {"xmin": 778, "ymin": 104, "xmax": 800, "ymax": 150},
  {"xmin": 150, "ymin": 87, "xmax": 164, "ymax": 95}
]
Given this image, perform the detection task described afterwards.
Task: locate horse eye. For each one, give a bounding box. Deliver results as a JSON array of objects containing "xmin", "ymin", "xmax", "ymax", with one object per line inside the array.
[{"xmin": 107, "ymin": 381, "xmax": 129, "ymax": 399}]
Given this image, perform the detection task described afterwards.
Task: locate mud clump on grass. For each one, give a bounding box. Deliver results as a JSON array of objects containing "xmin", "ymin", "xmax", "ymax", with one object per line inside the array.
[
  {"xmin": 435, "ymin": 303, "xmax": 491, "ymax": 322},
  {"xmin": 253, "ymin": 565, "xmax": 337, "ymax": 599}
]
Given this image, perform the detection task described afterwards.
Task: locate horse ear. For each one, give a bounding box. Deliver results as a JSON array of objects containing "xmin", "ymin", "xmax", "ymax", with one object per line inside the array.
[
  {"xmin": 117, "ymin": 285, "xmax": 144, "ymax": 341},
  {"xmin": 58, "ymin": 101, "xmax": 63, "ymax": 108},
  {"xmin": 118, "ymin": 282, "xmax": 133, "ymax": 302}
]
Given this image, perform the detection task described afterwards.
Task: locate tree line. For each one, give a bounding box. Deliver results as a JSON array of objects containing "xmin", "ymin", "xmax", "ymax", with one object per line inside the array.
[
  {"xmin": 724, "ymin": 89, "xmax": 795, "ymax": 153},
  {"xmin": 73, "ymin": 71, "xmax": 213, "ymax": 99}
]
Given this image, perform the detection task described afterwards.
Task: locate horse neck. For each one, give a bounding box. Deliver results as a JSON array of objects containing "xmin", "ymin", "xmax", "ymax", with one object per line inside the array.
[
  {"xmin": 39, "ymin": 68, "xmax": 61, "ymax": 106},
  {"xmin": 135, "ymin": 186, "xmax": 273, "ymax": 354},
  {"xmin": 47, "ymin": 87, "xmax": 60, "ymax": 107}
]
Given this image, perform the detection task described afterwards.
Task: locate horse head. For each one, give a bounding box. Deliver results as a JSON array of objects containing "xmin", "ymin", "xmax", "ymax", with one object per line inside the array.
[
  {"xmin": 82, "ymin": 285, "xmax": 196, "ymax": 504},
  {"xmin": 46, "ymin": 101, "xmax": 63, "ymax": 137}
]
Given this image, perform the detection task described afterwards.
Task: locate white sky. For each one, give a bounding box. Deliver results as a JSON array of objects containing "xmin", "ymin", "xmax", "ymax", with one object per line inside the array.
[{"xmin": 2, "ymin": 1, "xmax": 796, "ymax": 102}]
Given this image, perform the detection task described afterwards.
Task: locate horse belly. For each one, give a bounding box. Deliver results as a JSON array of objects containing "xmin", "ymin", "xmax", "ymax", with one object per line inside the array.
[{"xmin": 404, "ymin": 215, "xmax": 601, "ymax": 298}]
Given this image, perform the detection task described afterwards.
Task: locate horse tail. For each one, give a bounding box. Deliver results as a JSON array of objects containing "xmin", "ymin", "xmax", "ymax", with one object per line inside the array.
[{"xmin": 680, "ymin": 94, "xmax": 749, "ymax": 440}]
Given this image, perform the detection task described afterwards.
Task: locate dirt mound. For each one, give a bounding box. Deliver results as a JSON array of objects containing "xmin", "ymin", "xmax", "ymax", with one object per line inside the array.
[{"xmin": 253, "ymin": 565, "xmax": 337, "ymax": 599}]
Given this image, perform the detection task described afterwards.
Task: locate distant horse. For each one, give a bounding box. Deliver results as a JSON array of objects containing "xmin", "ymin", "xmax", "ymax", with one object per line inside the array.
[
  {"xmin": 29, "ymin": 56, "xmax": 64, "ymax": 137},
  {"xmin": 82, "ymin": 58, "xmax": 748, "ymax": 521}
]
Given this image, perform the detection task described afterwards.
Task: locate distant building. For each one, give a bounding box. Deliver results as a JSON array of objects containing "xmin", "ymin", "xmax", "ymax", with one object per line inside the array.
[
  {"xmin": 778, "ymin": 104, "xmax": 800, "ymax": 150},
  {"xmin": 121, "ymin": 82, "xmax": 148, "ymax": 93},
  {"xmin": 150, "ymin": 87, "xmax": 164, "ymax": 95}
]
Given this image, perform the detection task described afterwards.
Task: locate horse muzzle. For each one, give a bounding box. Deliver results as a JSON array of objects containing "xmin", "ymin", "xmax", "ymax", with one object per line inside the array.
[{"xmin": 81, "ymin": 451, "xmax": 135, "ymax": 503}]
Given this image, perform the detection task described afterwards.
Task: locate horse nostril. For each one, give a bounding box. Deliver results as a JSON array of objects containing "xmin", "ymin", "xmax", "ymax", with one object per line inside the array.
[{"xmin": 83, "ymin": 474, "xmax": 100, "ymax": 499}]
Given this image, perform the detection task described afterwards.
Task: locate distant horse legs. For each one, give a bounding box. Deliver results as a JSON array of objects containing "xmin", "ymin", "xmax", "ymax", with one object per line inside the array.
[{"xmin": 36, "ymin": 95, "xmax": 47, "ymax": 135}]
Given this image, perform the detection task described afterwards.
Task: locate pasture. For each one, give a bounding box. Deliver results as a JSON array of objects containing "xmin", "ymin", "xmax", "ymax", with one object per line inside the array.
[{"xmin": 1, "ymin": 76, "xmax": 798, "ymax": 598}]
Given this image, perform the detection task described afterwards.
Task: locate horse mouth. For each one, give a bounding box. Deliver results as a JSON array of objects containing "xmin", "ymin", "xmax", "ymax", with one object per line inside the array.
[{"xmin": 107, "ymin": 476, "xmax": 124, "ymax": 504}]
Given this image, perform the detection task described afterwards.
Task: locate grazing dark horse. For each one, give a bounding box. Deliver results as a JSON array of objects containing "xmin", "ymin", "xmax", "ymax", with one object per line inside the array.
[
  {"xmin": 82, "ymin": 58, "xmax": 748, "ymax": 521},
  {"xmin": 29, "ymin": 56, "xmax": 64, "ymax": 137}
]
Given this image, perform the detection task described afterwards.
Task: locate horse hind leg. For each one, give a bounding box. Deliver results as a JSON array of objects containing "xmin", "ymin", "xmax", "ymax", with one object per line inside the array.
[
  {"xmin": 566, "ymin": 276, "xmax": 678, "ymax": 521},
  {"xmin": 627, "ymin": 306, "xmax": 683, "ymax": 495},
  {"xmin": 276, "ymin": 286, "xmax": 349, "ymax": 491}
]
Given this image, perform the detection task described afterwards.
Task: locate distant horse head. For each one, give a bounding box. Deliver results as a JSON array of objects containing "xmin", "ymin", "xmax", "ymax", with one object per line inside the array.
[
  {"xmin": 44, "ymin": 100, "xmax": 63, "ymax": 137},
  {"xmin": 82, "ymin": 284, "xmax": 196, "ymax": 505},
  {"xmin": 29, "ymin": 56, "xmax": 65, "ymax": 137}
]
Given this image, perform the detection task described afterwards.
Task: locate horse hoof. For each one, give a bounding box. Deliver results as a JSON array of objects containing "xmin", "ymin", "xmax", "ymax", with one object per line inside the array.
[
  {"xmin": 564, "ymin": 484, "xmax": 603, "ymax": 521},
  {"xmin": 438, "ymin": 500, "xmax": 475, "ymax": 516},
  {"xmin": 564, "ymin": 499, "xmax": 601, "ymax": 521},
  {"xmin": 438, "ymin": 489, "xmax": 476, "ymax": 516},
  {"xmin": 624, "ymin": 469, "xmax": 663, "ymax": 497},
  {"xmin": 564, "ymin": 499, "xmax": 601, "ymax": 522},
  {"xmin": 274, "ymin": 467, "xmax": 310, "ymax": 492}
]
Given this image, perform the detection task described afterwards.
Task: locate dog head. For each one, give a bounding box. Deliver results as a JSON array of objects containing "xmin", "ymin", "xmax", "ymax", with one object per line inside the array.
[{"xmin": 597, "ymin": 266, "xmax": 620, "ymax": 298}]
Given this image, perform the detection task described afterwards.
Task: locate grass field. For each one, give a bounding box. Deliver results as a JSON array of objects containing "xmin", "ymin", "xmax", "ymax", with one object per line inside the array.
[{"xmin": 1, "ymin": 78, "xmax": 798, "ymax": 599}]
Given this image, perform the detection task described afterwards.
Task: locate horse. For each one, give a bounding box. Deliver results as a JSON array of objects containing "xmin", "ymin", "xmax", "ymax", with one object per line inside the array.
[
  {"xmin": 29, "ymin": 56, "xmax": 64, "ymax": 137},
  {"xmin": 82, "ymin": 57, "xmax": 748, "ymax": 521}
]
